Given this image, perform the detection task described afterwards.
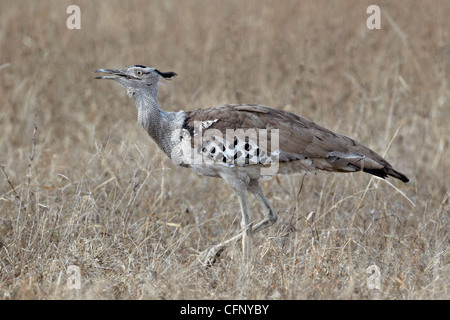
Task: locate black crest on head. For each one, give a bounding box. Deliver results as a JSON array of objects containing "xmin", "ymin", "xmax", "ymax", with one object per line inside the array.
[
  {"xmin": 134, "ymin": 64, "xmax": 148, "ymax": 68},
  {"xmin": 155, "ymin": 69, "xmax": 177, "ymax": 80}
]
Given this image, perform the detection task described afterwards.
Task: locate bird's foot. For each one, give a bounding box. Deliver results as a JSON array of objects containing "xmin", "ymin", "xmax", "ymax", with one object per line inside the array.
[{"xmin": 197, "ymin": 245, "xmax": 226, "ymax": 268}]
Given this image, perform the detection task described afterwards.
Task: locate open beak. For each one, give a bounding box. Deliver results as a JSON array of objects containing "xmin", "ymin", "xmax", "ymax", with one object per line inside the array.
[{"xmin": 93, "ymin": 68, "xmax": 124, "ymax": 80}]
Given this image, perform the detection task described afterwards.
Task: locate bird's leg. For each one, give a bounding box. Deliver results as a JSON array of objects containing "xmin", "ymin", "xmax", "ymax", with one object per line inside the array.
[
  {"xmin": 198, "ymin": 192, "xmax": 253, "ymax": 267},
  {"xmin": 238, "ymin": 192, "xmax": 253, "ymax": 262},
  {"xmin": 197, "ymin": 180, "xmax": 278, "ymax": 267},
  {"xmin": 197, "ymin": 173, "xmax": 255, "ymax": 267},
  {"xmin": 247, "ymin": 179, "xmax": 278, "ymax": 234}
]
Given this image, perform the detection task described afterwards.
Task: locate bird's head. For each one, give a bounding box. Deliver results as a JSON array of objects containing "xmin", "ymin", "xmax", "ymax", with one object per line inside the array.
[{"xmin": 94, "ymin": 65, "xmax": 177, "ymax": 97}]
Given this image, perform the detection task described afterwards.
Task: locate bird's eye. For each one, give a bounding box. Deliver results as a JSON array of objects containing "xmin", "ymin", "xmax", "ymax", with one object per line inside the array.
[{"xmin": 135, "ymin": 70, "xmax": 143, "ymax": 77}]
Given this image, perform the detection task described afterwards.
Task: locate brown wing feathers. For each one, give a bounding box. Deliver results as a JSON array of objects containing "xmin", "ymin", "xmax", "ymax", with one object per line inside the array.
[{"xmin": 183, "ymin": 104, "xmax": 409, "ymax": 183}]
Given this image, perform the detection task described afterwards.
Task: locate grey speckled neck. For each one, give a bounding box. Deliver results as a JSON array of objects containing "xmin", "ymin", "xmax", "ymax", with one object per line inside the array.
[{"xmin": 133, "ymin": 91, "xmax": 186, "ymax": 160}]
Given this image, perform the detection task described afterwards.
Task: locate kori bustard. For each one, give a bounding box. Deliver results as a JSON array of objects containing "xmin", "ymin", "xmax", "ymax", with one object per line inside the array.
[{"xmin": 94, "ymin": 65, "xmax": 409, "ymax": 266}]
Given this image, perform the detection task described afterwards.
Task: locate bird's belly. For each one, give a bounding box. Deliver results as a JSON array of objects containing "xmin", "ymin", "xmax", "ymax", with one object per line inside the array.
[
  {"xmin": 189, "ymin": 163, "xmax": 267, "ymax": 180},
  {"xmin": 277, "ymin": 158, "xmax": 317, "ymax": 175},
  {"xmin": 189, "ymin": 157, "xmax": 318, "ymax": 180}
]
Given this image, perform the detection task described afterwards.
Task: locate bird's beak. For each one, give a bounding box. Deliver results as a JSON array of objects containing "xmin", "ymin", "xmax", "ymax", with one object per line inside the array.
[{"xmin": 93, "ymin": 68, "xmax": 125, "ymax": 80}]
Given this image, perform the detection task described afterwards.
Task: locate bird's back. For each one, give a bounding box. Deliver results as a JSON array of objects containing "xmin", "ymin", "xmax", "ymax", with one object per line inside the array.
[{"xmin": 181, "ymin": 104, "xmax": 409, "ymax": 182}]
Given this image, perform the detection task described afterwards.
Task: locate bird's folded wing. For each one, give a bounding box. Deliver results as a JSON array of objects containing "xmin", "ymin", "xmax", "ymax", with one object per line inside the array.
[{"xmin": 181, "ymin": 104, "xmax": 408, "ymax": 181}]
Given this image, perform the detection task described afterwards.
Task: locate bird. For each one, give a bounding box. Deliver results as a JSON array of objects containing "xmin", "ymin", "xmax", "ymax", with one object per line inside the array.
[{"xmin": 94, "ymin": 65, "xmax": 409, "ymax": 266}]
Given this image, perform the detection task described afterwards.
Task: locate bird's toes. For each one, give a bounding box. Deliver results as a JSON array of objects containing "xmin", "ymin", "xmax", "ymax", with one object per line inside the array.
[{"xmin": 197, "ymin": 245, "xmax": 226, "ymax": 268}]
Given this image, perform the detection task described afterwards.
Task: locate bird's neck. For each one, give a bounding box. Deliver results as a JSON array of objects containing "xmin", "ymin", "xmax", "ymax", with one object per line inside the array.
[{"xmin": 133, "ymin": 92, "xmax": 183, "ymax": 160}]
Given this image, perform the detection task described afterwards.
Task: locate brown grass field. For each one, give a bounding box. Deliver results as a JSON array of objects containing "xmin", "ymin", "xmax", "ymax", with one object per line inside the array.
[{"xmin": 0, "ymin": 0, "xmax": 448, "ymax": 300}]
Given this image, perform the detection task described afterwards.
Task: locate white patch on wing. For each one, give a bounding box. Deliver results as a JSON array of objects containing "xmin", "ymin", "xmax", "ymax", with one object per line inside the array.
[{"xmin": 201, "ymin": 119, "xmax": 219, "ymax": 129}]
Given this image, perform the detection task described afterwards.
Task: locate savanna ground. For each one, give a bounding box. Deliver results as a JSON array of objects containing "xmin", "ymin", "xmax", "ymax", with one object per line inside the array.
[{"xmin": 0, "ymin": 0, "xmax": 448, "ymax": 300}]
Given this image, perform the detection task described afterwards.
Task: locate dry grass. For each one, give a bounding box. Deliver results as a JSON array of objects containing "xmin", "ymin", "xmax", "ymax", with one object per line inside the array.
[{"xmin": 0, "ymin": 0, "xmax": 448, "ymax": 299}]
